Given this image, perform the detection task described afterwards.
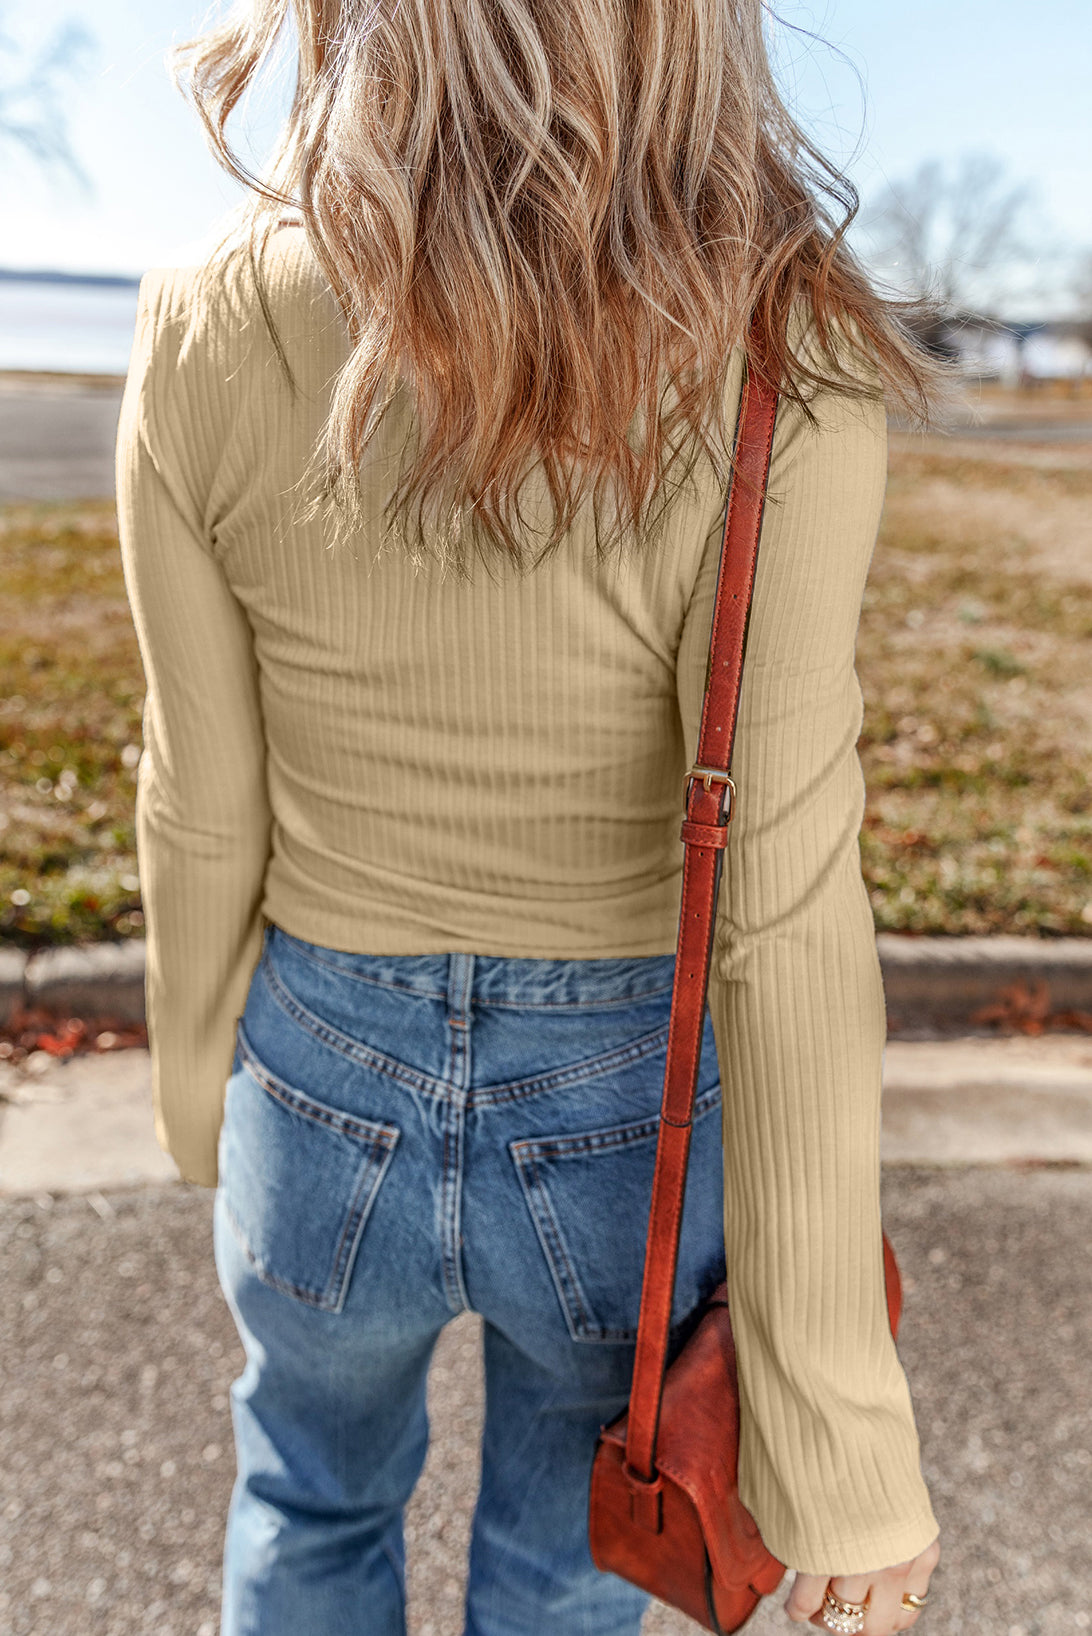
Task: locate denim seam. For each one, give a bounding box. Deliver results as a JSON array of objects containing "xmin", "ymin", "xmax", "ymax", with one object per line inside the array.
[
  {"xmin": 516, "ymin": 1154, "xmax": 596, "ymax": 1342},
  {"xmin": 218, "ymin": 1140, "xmax": 400, "ymax": 1313},
  {"xmin": 217, "ymin": 1192, "xmax": 336, "ymax": 1311},
  {"xmin": 325, "ymin": 1137, "xmax": 401, "ymax": 1314},
  {"xmin": 508, "ymin": 1082, "xmax": 722, "ymax": 1344},
  {"xmin": 439, "ymin": 1017, "xmax": 472, "ymax": 1315},
  {"xmin": 261, "ymin": 955, "xmax": 675, "ymax": 1107},
  {"xmin": 260, "ymin": 949, "xmax": 439, "ymax": 1096},
  {"xmin": 236, "ymin": 1022, "xmax": 401, "ymax": 1145},
  {"xmin": 510, "ymin": 1082, "xmax": 721, "ymax": 1165},
  {"xmin": 228, "ymin": 1026, "xmax": 402, "ymax": 1311},
  {"xmin": 272, "ymin": 933, "xmax": 678, "ymax": 1010},
  {"xmin": 460, "ymin": 1036, "xmax": 671, "ymax": 1108}
]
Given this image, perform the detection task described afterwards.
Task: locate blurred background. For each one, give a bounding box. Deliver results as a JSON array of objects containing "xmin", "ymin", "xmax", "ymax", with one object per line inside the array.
[
  {"xmin": 1, "ymin": 0, "xmax": 1090, "ymax": 955},
  {"xmin": 0, "ymin": 9, "xmax": 1090, "ymax": 1636},
  {"xmin": 3, "ymin": 0, "xmax": 1092, "ymax": 359}
]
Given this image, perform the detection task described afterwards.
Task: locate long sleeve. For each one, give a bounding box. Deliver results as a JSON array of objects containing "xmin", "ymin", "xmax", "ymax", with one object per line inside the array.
[
  {"xmin": 674, "ymin": 361, "xmax": 940, "ymax": 1575},
  {"xmin": 116, "ymin": 270, "xmax": 273, "ymax": 1189}
]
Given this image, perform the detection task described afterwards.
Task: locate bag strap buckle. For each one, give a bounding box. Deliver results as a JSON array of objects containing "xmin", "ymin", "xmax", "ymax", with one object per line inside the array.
[{"xmin": 684, "ymin": 765, "xmax": 736, "ymax": 821}]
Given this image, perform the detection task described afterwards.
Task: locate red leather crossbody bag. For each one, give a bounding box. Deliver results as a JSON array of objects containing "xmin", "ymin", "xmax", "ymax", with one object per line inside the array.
[{"xmin": 587, "ymin": 313, "xmax": 905, "ymax": 1632}]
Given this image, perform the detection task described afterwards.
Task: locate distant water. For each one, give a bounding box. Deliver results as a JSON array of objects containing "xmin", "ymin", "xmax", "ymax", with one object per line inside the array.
[{"xmin": 0, "ymin": 277, "xmax": 141, "ymax": 375}]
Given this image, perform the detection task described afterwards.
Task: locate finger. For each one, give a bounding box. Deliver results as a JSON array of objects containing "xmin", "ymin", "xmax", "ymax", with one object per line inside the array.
[
  {"xmin": 857, "ymin": 1577, "xmax": 902, "ymax": 1635},
  {"xmin": 823, "ymin": 1573, "xmax": 881, "ymax": 1635},
  {"xmin": 892, "ymin": 1573, "xmax": 936, "ymax": 1630},
  {"xmin": 891, "ymin": 1607, "xmax": 923, "ymax": 1632},
  {"xmin": 784, "ymin": 1573, "xmax": 831, "ymax": 1622},
  {"xmin": 826, "ymin": 1571, "xmax": 872, "ymax": 1612},
  {"xmin": 893, "ymin": 1539, "xmax": 942, "ymax": 1628},
  {"xmin": 793, "ymin": 1572, "xmax": 875, "ymax": 1631}
]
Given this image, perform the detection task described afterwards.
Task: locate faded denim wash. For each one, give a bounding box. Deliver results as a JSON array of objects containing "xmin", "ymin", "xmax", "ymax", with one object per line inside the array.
[{"xmin": 213, "ymin": 920, "xmax": 727, "ymax": 1636}]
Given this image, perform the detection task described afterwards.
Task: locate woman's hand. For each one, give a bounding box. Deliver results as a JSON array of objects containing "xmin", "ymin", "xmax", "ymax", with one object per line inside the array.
[{"xmin": 784, "ymin": 1534, "xmax": 941, "ymax": 1633}]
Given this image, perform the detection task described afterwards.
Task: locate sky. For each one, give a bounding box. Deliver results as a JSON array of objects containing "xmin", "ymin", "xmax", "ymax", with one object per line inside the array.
[{"xmin": 2, "ymin": 0, "xmax": 1090, "ymax": 317}]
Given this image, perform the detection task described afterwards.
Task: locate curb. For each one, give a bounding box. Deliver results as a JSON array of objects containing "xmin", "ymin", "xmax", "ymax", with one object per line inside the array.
[
  {"xmin": 876, "ymin": 934, "xmax": 1092, "ymax": 1032},
  {"xmin": 1, "ymin": 940, "xmax": 146, "ymax": 1029},
  {"xmin": 3, "ymin": 934, "xmax": 1092, "ymax": 1035}
]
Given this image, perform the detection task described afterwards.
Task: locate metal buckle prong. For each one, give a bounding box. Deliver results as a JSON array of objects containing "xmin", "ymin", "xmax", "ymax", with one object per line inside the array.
[{"xmin": 684, "ymin": 765, "xmax": 736, "ymax": 820}]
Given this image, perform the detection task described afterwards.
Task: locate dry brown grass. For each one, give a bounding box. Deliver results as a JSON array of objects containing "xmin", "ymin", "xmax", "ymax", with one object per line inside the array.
[
  {"xmin": 1, "ymin": 415, "xmax": 1090, "ymax": 946},
  {"xmin": 0, "ymin": 500, "xmax": 145, "ymax": 948},
  {"xmin": 858, "ymin": 435, "xmax": 1092, "ymax": 936}
]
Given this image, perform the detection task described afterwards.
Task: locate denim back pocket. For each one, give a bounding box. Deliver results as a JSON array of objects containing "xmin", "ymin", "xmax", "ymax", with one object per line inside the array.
[
  {"xmin": 217, "ymin": 1020, "xmax": 401, "ymax": 1314},
  {"xmin": 509, "ymin": 1079, "xmax": 724, "ymax": 1344}
]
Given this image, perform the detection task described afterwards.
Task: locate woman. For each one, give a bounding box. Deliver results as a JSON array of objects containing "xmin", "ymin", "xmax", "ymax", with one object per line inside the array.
[{"xmin": 116, "ymin": 2, "xmax": 955, "ymax": 1632}]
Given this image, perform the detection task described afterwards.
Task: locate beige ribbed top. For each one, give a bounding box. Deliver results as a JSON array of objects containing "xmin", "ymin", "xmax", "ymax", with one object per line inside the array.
[{"xmin": 115, "ymin": 224, "xmax": 939, "ymax": 1577}]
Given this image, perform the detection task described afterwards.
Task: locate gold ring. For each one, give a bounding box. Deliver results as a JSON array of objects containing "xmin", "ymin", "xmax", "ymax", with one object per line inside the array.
[
  {"xmin": 821, "ymin": 1588, "xmax": 869, "ymax": 1633},
  {"xmin": 901, "ymin": 1591, "xmax": 929, "ymax": 1610}
]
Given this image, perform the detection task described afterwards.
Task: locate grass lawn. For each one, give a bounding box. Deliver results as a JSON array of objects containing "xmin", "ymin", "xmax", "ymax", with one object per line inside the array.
[
  {"xmin": 1, "ymin": 498, "xmax": 145, "ymax": 950},
  {"xmin": 1, "ymin": 419, "xmax": 1090, "ymax": 949},
  {"xmin": 859, "ymin": 429, "xmax": 1091, "ymax": 936}
]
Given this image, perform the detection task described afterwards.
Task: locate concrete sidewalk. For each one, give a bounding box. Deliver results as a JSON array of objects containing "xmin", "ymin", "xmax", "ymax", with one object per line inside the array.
[{"xmin": 2, "ymin": 1032, "xmax": 1091, "ymax": 1197}]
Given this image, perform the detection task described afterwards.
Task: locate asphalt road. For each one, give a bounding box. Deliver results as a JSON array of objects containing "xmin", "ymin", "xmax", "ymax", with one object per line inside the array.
[
  {"xmin": 2, "ymin": 376, "xmax": 1091, "ymax": 506},
  {"xmin": 0, "ymin": 377, "xmax": 124, "ymax": 503},
  {"xmin": 1, "ymin": 1166, "xmax": 1089, "ymax": 1636}
]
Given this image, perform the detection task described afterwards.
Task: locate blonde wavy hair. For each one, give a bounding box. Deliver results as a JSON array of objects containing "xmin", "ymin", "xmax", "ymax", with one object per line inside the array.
[{"xmin": 171, "ymin": 0, "xmax": 957, "ymax": 579}]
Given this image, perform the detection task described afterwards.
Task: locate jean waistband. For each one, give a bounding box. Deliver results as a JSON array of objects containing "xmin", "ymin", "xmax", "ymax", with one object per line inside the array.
[{"xmin": 266, "ymin": 923, "xmax": 679, "ymax": 1009}]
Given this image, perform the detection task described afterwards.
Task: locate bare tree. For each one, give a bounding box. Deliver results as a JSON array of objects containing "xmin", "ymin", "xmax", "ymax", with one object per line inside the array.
[
  {"xmin": 1069, "ymin": 250, "xmax": 1092, "ymax": 352},
  {"xmin": 0, "ymin": 9, "xmax": 94, "ymax": 186},
  {"xmin": 858, "ymin": 152, "xmax": 1045, "ymax": 320}
]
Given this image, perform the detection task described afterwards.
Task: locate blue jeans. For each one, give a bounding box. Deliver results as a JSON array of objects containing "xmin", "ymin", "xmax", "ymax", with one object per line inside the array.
[{"xmin": 213, "ymin": 921, "xmax": 727, "ymax": 1636}]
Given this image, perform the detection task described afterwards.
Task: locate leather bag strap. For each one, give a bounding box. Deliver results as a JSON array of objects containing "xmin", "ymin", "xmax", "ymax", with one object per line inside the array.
[{"xmin": 623, "ymin": 316, "xmax": 779, "ymax": 1487}]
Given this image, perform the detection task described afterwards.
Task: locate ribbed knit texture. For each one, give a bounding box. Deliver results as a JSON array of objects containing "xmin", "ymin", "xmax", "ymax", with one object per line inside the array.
[{"xmin": 115, "ymin": 225, "xmax": 939, "ymax": 1577}]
